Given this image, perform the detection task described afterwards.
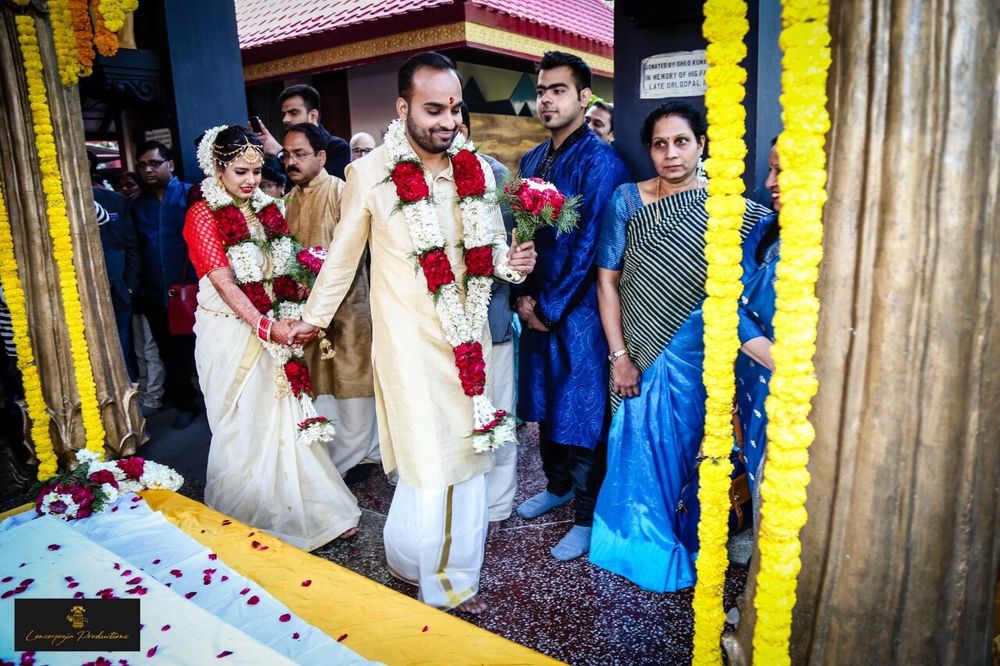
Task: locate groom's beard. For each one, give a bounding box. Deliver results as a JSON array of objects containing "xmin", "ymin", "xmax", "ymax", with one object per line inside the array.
[{"xmin": 406, "ymin": 114, "xmax": 457, "ymax": 155}]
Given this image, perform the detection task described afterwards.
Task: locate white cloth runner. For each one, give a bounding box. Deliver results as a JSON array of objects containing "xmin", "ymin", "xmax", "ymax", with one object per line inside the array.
[{"xmin": 0, "ymin": 496, "xmax": 378, "ymax": 665}]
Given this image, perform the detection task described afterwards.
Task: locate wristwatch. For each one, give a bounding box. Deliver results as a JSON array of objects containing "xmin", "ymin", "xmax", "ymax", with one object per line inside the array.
[{"xmin": 608, "ymin": 349, "xmax": 628, "ymax": 363}]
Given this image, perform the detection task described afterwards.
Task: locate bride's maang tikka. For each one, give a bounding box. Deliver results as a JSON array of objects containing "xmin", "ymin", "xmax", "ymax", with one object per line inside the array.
[{"xmin": 213, "ymin": 134, "xmax": 264, "ymax": 168}]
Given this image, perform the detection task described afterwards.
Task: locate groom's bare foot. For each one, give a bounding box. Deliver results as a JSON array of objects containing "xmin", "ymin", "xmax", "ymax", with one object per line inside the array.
[
  {"xmin": 456, "ymin": 595, "xmax": 487, "ymax": 614},
  {"xmin": 339, "ymin": 527, "xmax": 359, "ymax": 539}
]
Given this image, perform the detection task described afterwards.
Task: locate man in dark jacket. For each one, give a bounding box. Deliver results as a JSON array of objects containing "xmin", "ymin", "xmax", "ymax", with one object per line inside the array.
[
  {"xmin": 93, "ymin": 185, "xmax": 140, "ymax": 378},
  {"xmin": 254, "ymin": 84, "xmax": 351, "ymax": 180},
  {"xmin": 130, "ymin": 140, "xmax": 198, "ymax": 429}
]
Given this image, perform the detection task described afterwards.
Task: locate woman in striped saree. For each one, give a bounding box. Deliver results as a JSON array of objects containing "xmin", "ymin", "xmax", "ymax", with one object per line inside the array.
[{"xmin": 590, "ymin": 103, "xmax": 771, "ymax": 593}]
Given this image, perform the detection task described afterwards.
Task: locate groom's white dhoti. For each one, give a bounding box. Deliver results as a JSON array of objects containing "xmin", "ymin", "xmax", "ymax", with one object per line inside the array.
[{"xmin": 302, "ymin": 143, "xmax": 520, "ymax": 608}]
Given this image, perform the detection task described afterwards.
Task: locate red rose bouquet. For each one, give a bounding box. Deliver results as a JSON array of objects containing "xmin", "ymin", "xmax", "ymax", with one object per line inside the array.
[{"xmin": 497, "ymin": 176, "xmax": 581, "ymax": 242}]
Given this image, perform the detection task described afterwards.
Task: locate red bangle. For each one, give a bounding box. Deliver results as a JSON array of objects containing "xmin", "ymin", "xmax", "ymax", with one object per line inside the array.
[{"xmin": 256, "ymin": 317, "xmax": 272, "ymax": 342}]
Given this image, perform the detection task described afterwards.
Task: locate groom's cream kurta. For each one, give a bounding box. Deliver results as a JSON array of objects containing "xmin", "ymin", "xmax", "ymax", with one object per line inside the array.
[{"xmin": 302, "ymin": 143, "xmax": 517, "ymax": 489}]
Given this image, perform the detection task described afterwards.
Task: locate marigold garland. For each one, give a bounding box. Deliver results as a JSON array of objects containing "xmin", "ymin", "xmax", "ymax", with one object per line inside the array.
[
  {"xmin": 48, "ymin": 0, "xmax": 85, "ymax": 85},
  {"xmin": 16, "ymin": 14, "xmax": 107, "ymax": 463},
  {"xmin": 69, "ymin": 0, "xmax": 95, "ymax": 74},
  {"xmin": 691, "ymin": 0, "xmax": 751, "ymax": 663},
  {"xmin": 751, "ymin": 1, "xmax": 831, "ymax": 663},
  {"xmin": 99, "ymin": 0, "xmax": 137, "ymax": 34},
  {"xmin": 91, "ymin": 0, "xmax": 120, "ymax": 57},
  {"xmin": 0, "ymin": 185, "xmax": 56, "ymax": 479}
]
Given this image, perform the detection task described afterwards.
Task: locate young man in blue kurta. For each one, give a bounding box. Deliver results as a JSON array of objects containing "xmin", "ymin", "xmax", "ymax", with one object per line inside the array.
[{"xmin": 514, "ymin": 52, "xmax": 631, "ymax": 560}]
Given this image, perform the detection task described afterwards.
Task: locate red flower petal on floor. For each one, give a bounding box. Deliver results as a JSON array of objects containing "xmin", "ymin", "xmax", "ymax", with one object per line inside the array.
[
  {"xmin": 279, "ymin": 614, "xmax": 291, "ymax": 623},
  {"xmin": 146, "ymin": 646, "xmax": 157, "ymax": 658},
  {"xmin": 130, "ymin": 494, "xmax": 141, "ymax": 502},
  {"xmin": 247, "ymin": 595, "xmax": 260, "ymax": 605},
  {"xmin": 152, "ymin": 559, "xmax": 161, "ymax": 565},
  {"xmin": 0, "ymin": 591, "xmax": 14, "ymax": 599},
  {"xmin": 185, "ymin": 592, "xmax": 197, "ymax": 599},
  {"xmin": 64, "ymin": 576, "xmax": 74, "ymax": 581},
  {"xmin": 112, "ymin": 506, "xmax": 119, "ymax": 512},
  {"xmin": 164, "ymin": 583, "xmax": 171, "ymax": 587},
  {"xmin": 221, "ymin": 519, "xmax": 232, "ymax": 526},
  {"xmin": 220, "ymin": 575, "xmax": 229, "ymax": 582},
  {"xmin": 421, "ymin": 626, "xmax": 429, "ymax": 632},
  {"xmin": 113, "ymin": 563, "xmax": 120, "ymax": 570},
  {"xmin": 120, "ymin": 569, "xmax": 132, "ymax": 577},
  {"xmin": 208, "ymin": 554, "xmax": 218, "ymax": 560},
  {"xmin": 126, "ymin": 577, "xmax": 142, "ymax": 585},
  {"xmin": 292, "ymin": 633, "xmax": 300, "ymax": 640},
  {"xmin": 126, "ymin": 586, "xmax": 147, "ymax": 596},
  {"xmin": 67, "ymin": 582, "xmax": 79, "ymax": 589},
  {"xmin": 337, "ymin": 633, "xmax": 348, "ymax": 642},
  {"xmin": 248, "ymin": 531, "xmax": 254, "ymax": 536},
  {"xmin": 203, "ymin": 577, "xmax": 211, "ymax": 586},
  {"xmin": 251, "ymin": 540, "xmax": 260, "ymax": 549},
  {"xmin": 203, "ymin": 568, "xmax": 217, "ymax": 575},
  {"xmin": 1, "ymin": 577, "xmax": 10, "ymax": 583},
  {"xmin": 216, "ymin": 652, "xmax": 232, "ymax": 658},
  {"xmin": 73, "ymin": 591, "xmax": 84, "ymax": 599},
  {"xmin": 161, "ymin": 625, "xmax": 170, "ymax": 631},
  {"xmin": 301, "ymin": 580, "xmax": 311, "ymax": 587},
  {"xmin": 239, "ymin": 587, "xmax": 250, "ymax": 595},
  {"xmin": 47, "ymin": 544, "xmax": 60, "ymax": 550},
  {"xmin": 170, "ymin": 569, "xmax": 182, "ymax": 578}
]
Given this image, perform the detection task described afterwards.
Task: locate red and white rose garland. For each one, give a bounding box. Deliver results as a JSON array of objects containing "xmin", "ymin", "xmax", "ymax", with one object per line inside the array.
[
  {"xmin": 35, "ymin": 449, "xmax": 183, "ymax": 521},
  {"xmin": 197, "ymin": 126, "xmax": 334, "ymax": 446},
  {"xmin": 384, "ymin": 119, "xmax": 516, "ymax": 452}
]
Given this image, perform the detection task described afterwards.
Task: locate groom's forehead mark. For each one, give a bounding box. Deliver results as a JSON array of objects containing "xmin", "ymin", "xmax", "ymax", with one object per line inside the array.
[{"xmin": 449, "ymin": 96, "xmax": 455, "ymax": 105}]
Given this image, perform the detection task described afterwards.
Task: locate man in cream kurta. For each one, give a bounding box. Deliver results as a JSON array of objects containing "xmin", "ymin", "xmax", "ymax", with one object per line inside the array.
[
  {"xmin": 282, "ymin": 123, "xmax": 379, "ymax": 475},
  {"xmin": 295, "ymin": 52, "xmax": 535, "ymax": 613}
]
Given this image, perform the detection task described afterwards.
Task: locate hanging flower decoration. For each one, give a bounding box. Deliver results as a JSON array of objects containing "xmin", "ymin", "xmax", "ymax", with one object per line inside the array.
[
  {"xmin": 68, "ymin": 0, "xmax": 95, "ymax": 75},
  {"xmin": 752, "ymin": 0, "xmax": 831, "ymax": 663},
  {"xmin": 16, "ymin": 14, "xmax": 107, "ymax": 464},
  {"xmin": 195, "ymin": 126, "xmax": 334, "ymax": 446},
  {"xmin": 91, "ymin": 0, "xmax": 121, "ymax": 57},
  {"xmin": 383, "ymin": 119, "xmax": 517, "ymax": 452},
  {"xmin": 49, "ymin": 0, "xmax": 85, "ymax": 85},
  {"xmin": 691, "ymin": 0, "xmax": 751, "ymax": 663},
  {"xmin": 0, "ymin": 184, "xmax": 55, "ymax": 478}
]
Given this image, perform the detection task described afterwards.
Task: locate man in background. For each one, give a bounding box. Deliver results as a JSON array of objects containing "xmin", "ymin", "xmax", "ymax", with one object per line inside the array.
[
  {"xmin": 586, "ymin": 100, "xmax": 615, "ymax": 144},
  {"xmin": 130, "ymin": 140, "xmax": 198, "ymax": 429},
  {"xmin": 255, "ymin": 84, "xmax": 351, "ymax": 179},
  {"xmin": 349, "ymin": 132, "xmax": 376, "ymax": 162}
]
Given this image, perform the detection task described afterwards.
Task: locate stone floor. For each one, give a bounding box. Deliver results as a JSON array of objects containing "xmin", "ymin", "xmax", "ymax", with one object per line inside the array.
[{"xmin": 2, "ymin": 408, "xmax": 752, "ymax": 665}]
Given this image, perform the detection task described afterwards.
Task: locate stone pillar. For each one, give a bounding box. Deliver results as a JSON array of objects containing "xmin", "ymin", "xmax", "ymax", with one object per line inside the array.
[
  {"xmin": 726, "ymin": 0, "xmax": 1000, "ymax": 663},
  {"xmin": 0, "ymin": 7, "xmax": 144, "ymax": 468}
]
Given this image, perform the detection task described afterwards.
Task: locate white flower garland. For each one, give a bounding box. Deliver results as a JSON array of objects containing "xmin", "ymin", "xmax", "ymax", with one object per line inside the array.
[{"xmin": 384, "ymin": 120, "xmax": 516, "ymax": 452}]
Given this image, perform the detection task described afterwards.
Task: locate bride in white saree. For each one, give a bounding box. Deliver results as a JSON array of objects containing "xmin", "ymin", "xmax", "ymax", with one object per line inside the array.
[{"xmin": 182, "ymin": 125, "xmax": 360, "ymax": 550}]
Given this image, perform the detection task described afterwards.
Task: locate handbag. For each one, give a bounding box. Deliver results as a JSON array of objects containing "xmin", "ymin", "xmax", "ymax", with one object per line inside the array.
[
  {"xmin": 675, "ymin": 405, "xmax": 754, "ymax": 553},
  {"xmin": 166, "ymin": 256, "xmax": 198, "ymax": 335}
]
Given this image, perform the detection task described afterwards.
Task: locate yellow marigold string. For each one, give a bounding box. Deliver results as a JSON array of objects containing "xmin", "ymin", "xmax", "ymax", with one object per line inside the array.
[
  {"xmin": 91, "ymin": 0, "xmax": 120, "ymax": 57},
  {"xmin": 69, "ymin": 0, "xmax": 96, "ymax": 74},
  {"xmin": 691, "ymin": 0, "xmax": 750, "ymax": 663},
  {"xmin": 15, "ymin": 14, "xmax": 107, "ymax": 461},
  {"xmin": 751, "ymin": 0, "xmax": 831, "ymax": 663},
  {"xmin": 48, "ymin": 0, "xmax": 85, "ymax": 85},
  {"xmin": 0, "ymin": 182, "xmax": 57, "ymax": 479},
  {"xmin": 99, "ymin": 0, "xmax": 137, "ymax": 34}
]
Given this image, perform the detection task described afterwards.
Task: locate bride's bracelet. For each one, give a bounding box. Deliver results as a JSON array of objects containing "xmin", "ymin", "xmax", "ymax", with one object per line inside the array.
[{"xmin": 256, "ymin": 316, "xmax": 272, "ymax": 342}]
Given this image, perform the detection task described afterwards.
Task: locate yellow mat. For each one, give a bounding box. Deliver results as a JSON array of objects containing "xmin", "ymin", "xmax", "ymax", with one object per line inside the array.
[{"xmin": 2, "ymin": 492, "xmax": 560, "ymax": 665}]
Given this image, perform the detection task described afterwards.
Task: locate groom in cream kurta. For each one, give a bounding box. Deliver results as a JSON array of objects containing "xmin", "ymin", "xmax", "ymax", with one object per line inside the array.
[{"xmin": 297, "ymin": 53, "xmax": 535, "ymax": 612}]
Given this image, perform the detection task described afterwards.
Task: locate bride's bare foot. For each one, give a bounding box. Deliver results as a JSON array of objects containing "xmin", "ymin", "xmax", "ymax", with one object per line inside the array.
[
  {"xmin": 339, "ymin": 527, "xmax": 359, "ymax": 540},
  {"xmin": 456, "ymin": 595, "xmax": 487, "ymax": 615}
]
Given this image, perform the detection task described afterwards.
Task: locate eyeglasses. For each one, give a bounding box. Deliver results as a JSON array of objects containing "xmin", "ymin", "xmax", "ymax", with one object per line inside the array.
[
  {"xmin": 136, "ymin": 159, "xmax": 167, "ymax": 169},
  {"xmin": 280, "ymin": 150, "xmax": 316, "ymax": 163},
  {"xmin": 351, "ymin": 147, "xmax": 373, "ymax": 156}
]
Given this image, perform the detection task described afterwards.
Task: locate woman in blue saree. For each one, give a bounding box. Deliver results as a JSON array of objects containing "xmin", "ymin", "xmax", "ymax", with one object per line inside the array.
[
  {"xmin": 736, "ymin": 140, "xmax": 782, "ymax": 501},
  {"xmin": 589, "ymin": 103, "xmax": 771, "ymax": 593}
]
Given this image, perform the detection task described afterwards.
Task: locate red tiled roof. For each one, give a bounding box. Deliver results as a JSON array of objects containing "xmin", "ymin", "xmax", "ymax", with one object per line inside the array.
[{"xmin": 235, "ymin": 0, "xmax": 613, "ymax": 51}]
